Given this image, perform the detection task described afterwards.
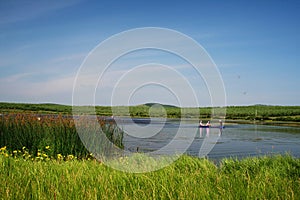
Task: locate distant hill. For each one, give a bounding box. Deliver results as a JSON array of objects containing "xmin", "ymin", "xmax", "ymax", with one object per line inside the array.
[{"xmin": 144, "ymin": 103, "xmax": 179, "ymax": 108}]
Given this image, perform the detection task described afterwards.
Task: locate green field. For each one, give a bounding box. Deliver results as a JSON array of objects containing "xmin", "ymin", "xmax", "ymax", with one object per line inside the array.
[
  {"xmin": 0, "ymin": 149, "xmax": 299, "ymax": 199},
  {"xmin": 1, "ymin": 102, "xmax": 300, "ymax": 122}
]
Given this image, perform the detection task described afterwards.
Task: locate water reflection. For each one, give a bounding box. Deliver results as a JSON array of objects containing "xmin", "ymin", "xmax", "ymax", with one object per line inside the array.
[
  {"xmin": 121, "ymin": 118, "xmax": 300, "ymax": 160},
  {"xmin": 199, "ymin": 127, "xmax": 223, "ymax": 138}
]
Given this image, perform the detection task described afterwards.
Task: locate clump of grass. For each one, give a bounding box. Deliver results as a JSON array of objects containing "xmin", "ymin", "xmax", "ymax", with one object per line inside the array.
[
  {"xmin": 0, "ymin": 114, "xmax": 124, "ymax": 158},
  {"xmin": 218, "ymin": 155, "xmax": 300, "ymax": 199},
  {"xmin": 0, "ymin": 150, "xmax": 299, "ymax": 199}
]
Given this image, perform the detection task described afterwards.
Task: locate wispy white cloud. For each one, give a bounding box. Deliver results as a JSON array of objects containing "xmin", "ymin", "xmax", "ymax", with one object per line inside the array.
[
  {"xmin": 0, "ymin": 72, "xmax": 36, "ymax": 82},
  {"xmin": 50, "ymin": 53, "xmax": 86, "ymax": 64},
  {"xmin": 0, "ymin": 72, "xmax": 75, "ymax": 103},
  {"xmin": 0, "ymin": 0, "xmax": 83, "ymax": 25}
]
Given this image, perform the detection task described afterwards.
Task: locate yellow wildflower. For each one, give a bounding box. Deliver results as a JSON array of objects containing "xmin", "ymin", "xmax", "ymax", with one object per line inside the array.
[
  {"xmin": 67, "ymin": 154, "xmax": 74, "ymax": 160},
  {"xmin": 0, "ymin": 146, "xmax": 7, "ymax": 151},
  {"xmin": 57, "ymin": 154, "xmax": 63, "ymax": 160}
]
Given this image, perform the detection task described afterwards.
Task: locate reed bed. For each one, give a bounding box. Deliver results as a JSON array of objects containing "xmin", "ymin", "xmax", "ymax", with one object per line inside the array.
[{"xmin": 0, "ymin": 113, "xmax": 124, "ymax": 159}]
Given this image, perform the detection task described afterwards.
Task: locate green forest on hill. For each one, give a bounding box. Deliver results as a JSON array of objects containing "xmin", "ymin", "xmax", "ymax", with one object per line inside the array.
[{"xmin": 1, "ymin": 102, "xmax": 300, "ymax": 122}]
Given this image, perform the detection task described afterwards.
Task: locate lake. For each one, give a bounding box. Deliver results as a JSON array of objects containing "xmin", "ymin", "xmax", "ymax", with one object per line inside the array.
[{"xmin": 118, "ymin": 118, "xmax": 300, "ymax": 160}]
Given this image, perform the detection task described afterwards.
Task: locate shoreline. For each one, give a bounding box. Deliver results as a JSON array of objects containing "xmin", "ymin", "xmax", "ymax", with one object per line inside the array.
[
  {"xmin": 1, "ymin": 112, "xmax": 300, "ymax": 127},
  {"xmin": 224, "ymin": 119, "xmax": 300, "ymax": 127}
]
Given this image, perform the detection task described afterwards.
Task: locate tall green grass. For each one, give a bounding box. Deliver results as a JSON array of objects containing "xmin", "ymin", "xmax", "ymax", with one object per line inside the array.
[
  {"xmin": 0, "ymin": 153, "xmax": 299, "ymax": 199},
  {"xmin": 0, "ymin": 114, "xmax": 124, "ymax": 158}
]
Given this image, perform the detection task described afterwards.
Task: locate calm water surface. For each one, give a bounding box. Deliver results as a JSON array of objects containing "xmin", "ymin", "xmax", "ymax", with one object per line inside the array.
[{"xmin": 120, "ymin": 118, "xmax": 300, "ymax": 160}]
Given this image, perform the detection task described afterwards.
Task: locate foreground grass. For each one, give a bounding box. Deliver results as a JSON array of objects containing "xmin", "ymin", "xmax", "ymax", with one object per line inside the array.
[{"xmin": 1, "ymin": 153, "xmax": 299, "ymax": 199}]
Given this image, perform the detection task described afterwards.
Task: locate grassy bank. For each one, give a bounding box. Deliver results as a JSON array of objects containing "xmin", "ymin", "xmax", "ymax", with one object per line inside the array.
[
  {"xmin": 1, "ymin": 102, "xmax": 300, "ymax": 122},
  {"xmin": 0, "ymin": 150, "xmax": 299, "ymax": 199}
]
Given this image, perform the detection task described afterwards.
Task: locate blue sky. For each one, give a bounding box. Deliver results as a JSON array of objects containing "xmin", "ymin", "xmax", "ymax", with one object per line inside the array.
[{"xmin": 0, "ymin": 0, "xmax": 299, "ymax": 106}]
